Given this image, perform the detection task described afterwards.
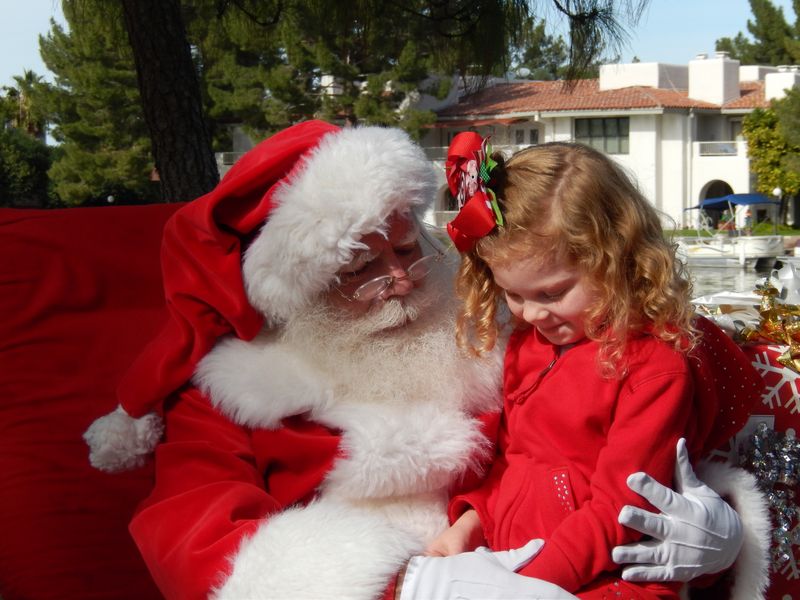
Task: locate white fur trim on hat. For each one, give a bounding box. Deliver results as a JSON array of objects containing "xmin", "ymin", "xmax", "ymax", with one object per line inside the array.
[
  {"xmin": 695, "ymin": 460, "xmax": 772, "ymax": 600},
  {"xmin": 83, "ymin": 405, "xmax": 164, "ymax": 472},
  {"xmin": 242, "ymin": 126, "xmax": 437, "ymax": 324}
]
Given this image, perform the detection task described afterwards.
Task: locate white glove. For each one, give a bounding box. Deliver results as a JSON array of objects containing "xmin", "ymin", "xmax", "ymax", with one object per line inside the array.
[
  {"xmin": 611, "ymin": 438, "xmax": 743, "ymax": 582},
  {"xmin": 399, "ymin": 539, "xmax": 577, "ymax": 600}
]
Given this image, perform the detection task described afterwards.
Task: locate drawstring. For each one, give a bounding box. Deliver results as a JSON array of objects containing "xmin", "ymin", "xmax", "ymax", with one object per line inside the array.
[
  {"xmin": 511, "ymin": 355, "xmax": 557, "ymax": 404},
  {"xmin": 510, "ymin": 343, "xmax": 573, "ymax": 405}
]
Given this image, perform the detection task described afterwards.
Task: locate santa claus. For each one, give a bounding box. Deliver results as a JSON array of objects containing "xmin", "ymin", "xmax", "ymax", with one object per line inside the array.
[{"xmin": 84, "ymin": 121, "xmax": 770, "ymax": 599}]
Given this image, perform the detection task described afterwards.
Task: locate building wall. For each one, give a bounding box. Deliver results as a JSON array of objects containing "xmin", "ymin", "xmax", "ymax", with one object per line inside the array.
[
  {"xmin": 614, "ymin": 114, "xmax": 659, "ymax": 220},
  {"xmin": 548, "ymin": 117, "xmax": 574, "ymax": 142},
  {"xmin": 659, "ymin": 113, "xmax": 690, "ymax": 226},
  {"xmin": 691, "ymin": 144, "xmax": 751, "ymax": 203},
  {"xmin": 592, "ymin": 113, "xmax": 691, "ymax": 228}
]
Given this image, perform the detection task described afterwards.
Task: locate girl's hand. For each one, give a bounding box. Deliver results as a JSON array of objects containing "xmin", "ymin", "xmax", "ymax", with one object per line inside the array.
[{"xmin": 425, "ymin": 509, "xmax": 485, "ymax": 556}]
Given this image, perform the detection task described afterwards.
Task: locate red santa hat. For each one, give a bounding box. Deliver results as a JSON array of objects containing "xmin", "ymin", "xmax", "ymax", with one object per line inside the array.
[{"xmin": 84, "ymin": 120, "xmax": 438, "ymax": 472}]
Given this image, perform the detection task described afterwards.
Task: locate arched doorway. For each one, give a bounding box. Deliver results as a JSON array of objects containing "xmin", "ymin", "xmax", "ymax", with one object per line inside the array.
[
  {"xmin": 698, "ymin": 180, "xmax": 734, "ymax": 229},
  {"xmin": 702, "ymin": 180, "xmax": 734, "ymax": 201}
]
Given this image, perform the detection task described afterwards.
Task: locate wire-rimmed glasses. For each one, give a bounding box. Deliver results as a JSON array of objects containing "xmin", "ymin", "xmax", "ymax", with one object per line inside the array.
[
  {"xmin": 333, "ymin": 215, "xmax": 450, "ymax": 304},
  {"xmin": 337, "ymin": 253, "xmax": 440, "ymax": 303}
]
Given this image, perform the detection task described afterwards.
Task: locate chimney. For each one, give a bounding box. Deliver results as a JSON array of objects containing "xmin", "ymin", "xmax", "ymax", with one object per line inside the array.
[
  {"xmin": 599, "ymin": 62, "xmax": 688, "ymax": 90},
  {"xmin": 688, "ymin": 51, "xmax": 740, "ymax": 105},
  {"xmin": 765, "ymin": 65, "xmax": 800, "ymax": 101}
]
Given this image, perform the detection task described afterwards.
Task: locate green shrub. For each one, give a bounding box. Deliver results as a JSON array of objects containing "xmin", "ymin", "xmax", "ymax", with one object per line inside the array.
[{"xmin": 0, "ymin": 128, "xmax": 53, "ymax": 207}]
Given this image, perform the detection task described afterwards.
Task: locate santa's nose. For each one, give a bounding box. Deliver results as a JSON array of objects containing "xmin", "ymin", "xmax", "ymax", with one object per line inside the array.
[{"xmin": 378, "ymin": 254, "xmax": 414, "ymax": 299}]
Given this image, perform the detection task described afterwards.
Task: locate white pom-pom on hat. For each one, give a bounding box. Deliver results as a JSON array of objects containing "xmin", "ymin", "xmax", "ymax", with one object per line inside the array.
[{"xmin": 83, "ymin": 405, "xmax": 164, "ymax": 472}]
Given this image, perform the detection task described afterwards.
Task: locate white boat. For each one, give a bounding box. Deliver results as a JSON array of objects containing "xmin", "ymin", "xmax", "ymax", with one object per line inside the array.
[
  {"xmin": 678, "ymin": 193, "xmax": 784, "ymax": 268},
  {"xmin": 676, "ymin": 233, "xmax": 784, "ymax": 268}
]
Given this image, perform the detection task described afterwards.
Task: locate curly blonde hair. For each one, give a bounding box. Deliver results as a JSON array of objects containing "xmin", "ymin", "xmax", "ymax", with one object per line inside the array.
[{"xmin": 455, "ymin": 142, "xmax": 695, "ymax": 376}]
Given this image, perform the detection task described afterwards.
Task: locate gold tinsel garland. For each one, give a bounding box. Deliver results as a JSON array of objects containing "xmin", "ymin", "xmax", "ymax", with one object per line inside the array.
[{"xmin": 739, "ymin": 281, "xmax": 800, "ymax": 374}]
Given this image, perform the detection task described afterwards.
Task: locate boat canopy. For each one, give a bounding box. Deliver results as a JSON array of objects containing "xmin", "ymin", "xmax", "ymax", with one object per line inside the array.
[{"xmin": 685, "ymin": 193, "xmax": 781, "ymax": 211}]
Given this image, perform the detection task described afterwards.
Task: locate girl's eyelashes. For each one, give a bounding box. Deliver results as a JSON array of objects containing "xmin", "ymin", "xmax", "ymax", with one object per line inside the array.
[
  {"xmin": 504, "ymin": 288, "xmax": 567, "ymax": 303},
  {"xmin": 543, "ymin": 289, "xmax": 566, "ymax": 300}
]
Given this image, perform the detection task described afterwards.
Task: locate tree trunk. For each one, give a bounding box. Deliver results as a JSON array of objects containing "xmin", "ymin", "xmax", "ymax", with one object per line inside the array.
[{"xmin": 121, "ymin": 0, "xmax": 219, "ymax": 202}]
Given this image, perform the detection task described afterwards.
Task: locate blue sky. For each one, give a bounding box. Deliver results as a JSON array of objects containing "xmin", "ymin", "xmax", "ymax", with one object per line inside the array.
[
  {"xmin": 1, "ymin": 0, "xmax": 65, "ymax": 88},
  {"xmin": 0, "ymin": 0, "xmax": 798, "ymax": 89},
  {"xmin": 617, "ymin": 0, "xmax": 797, "ymax": 63}
]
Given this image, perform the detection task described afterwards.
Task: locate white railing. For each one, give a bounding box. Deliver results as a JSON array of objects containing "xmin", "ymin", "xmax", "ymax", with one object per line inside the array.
[{"xmin": 696, "ymin": 141, "xmax": 747, "ymax": 157}]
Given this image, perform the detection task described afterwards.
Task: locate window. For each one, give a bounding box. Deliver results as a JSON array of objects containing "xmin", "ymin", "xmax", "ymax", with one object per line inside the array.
[
  {"xmin": 515, "ymin": 129, "xmax": 525, "ymax": 145},
  {"xmin": 575, "ymin": 117, "xmax": 629, "ymax": 154},
  {"xmin": 529, "ymin": 129, "xmax": 539, "ymax": 145},
  {"xmin": 730, "ymin": 120, "xmax": 743, "ymax": 141}
]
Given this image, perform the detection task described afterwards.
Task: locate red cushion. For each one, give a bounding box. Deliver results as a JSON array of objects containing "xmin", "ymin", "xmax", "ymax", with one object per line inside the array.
[{"xmin": 0, "ymin": 204, "xmax": 180, "ymax": 600}]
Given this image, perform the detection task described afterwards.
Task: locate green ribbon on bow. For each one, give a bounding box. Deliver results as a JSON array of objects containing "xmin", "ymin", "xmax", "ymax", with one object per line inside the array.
[{"xmin": 480, "ymin": 145, "xmax": 503, "ymax": 227}]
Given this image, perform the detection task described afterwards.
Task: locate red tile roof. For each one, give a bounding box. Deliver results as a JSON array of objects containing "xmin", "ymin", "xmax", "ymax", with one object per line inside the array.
[
  {"xmin": 724, "ymin": 81, "xmax": 767, "ymax": 110},
  {"xmin": 437, "ymin": 78, "xmax": 769, "ymax": 118}
]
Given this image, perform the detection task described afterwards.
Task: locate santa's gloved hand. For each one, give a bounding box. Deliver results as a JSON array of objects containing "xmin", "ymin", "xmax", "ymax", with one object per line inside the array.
[
  {"xmin": 399, "ymin": 539, "xmax": 577, "ymax": 599},
  {"xmin": 612, "ymin": 438, "xmax": 743, "ymax": 582}
]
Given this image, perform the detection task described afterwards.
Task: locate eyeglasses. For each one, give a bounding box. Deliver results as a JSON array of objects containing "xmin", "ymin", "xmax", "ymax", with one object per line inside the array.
[{"xmin": 340, "ymin": 254, "xmax": 443, "ymax": 303}]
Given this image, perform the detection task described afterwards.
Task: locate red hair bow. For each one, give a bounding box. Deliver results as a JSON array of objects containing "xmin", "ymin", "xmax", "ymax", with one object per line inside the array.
[{"xmin": 445, "ymin": 132, "xmax": 503, "ymax": 252}]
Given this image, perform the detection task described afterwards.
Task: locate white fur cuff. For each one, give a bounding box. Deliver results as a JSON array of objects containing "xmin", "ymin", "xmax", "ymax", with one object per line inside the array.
[
  {"xmin": 697, "ymin": 460, "xmax": 772, "ymax": 600},
  {"xmin": 193, "ymin": 333, "xmax": 331, "ymax": 429},
  {"xmin": 213, "ymin": 500, "xmax": 419, "ymax": 600}
]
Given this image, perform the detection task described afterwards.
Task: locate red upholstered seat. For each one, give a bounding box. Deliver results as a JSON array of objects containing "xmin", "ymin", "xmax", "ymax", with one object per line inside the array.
[{"xmin": 0, "ymin": 204, "xmax": 181, "ymax": 600}]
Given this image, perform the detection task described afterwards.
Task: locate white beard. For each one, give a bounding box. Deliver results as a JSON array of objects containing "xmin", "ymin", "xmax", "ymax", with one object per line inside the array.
[{"xmin": 279, "ymin": 261, "xmax": 485, "ymax": 410}]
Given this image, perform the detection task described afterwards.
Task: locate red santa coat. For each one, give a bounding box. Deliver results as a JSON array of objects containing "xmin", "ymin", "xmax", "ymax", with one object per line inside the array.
[
  {"xmin": 451, "ymin": 318, "xmax": 765, "ymax": 599},
  {"xmin": 129, "ymin": 301, "xmax": 504, "ymax": 600}
]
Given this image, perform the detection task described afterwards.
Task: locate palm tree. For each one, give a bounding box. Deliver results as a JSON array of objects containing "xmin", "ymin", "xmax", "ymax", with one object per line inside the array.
[{"xmin": 12, "ymin": 70, "xmax": 46, "ymax": 140}]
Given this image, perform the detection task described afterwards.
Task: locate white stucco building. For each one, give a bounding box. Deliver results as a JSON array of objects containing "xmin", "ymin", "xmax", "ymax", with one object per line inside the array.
[{"xmin": 420, "ymin": 53, "xmax": 800, "ymax": 229}]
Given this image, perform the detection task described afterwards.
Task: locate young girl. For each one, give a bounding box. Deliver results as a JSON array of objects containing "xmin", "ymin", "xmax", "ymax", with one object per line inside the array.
[{"xmin": 421, "ymin": 138, "xmax": 762, "ymax": 599}]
